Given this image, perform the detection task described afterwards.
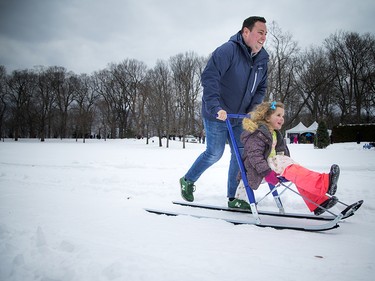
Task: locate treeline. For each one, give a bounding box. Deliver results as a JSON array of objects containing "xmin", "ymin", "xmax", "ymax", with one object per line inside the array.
[{"xmin": 0, "ymin": 23, "xmax": 374, "ymax": 146}]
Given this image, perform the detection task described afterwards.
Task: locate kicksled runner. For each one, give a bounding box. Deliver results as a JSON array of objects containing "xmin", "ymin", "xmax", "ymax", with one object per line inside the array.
[{"xmin": 146, "ymin": 114, "xmax": 363, "ymax": 232}]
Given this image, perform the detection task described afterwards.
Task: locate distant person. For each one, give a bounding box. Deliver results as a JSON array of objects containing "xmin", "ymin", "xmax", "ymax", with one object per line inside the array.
[
  {"xmin": 179, "ymin": 16, "xmax": 269, "ymax": 209},
  {"xmin": 235, "ymin": 101, "xmax": 340, "ymax": 215},
  {"xmin": 356, "ymin": 131, "xmax": 362, "ymax": 144},
  {"xmin": 201, "ymin": 129, "xmax": 206, "ymax": 144}
]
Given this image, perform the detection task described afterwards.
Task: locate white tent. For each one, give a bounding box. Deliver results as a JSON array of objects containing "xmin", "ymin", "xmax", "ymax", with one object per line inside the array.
[
  {"xmin": 286, "ymin": 121, "xmax": 317, "ymax": 135},
  {"xmin": 286, "ymin": 121, "xmax": 317, "ymax": 144},
  {"xmin": 306, "ymin": 121, "xmax": 332, "ymax": 136},
  {"xmin": 285, "ymin": 122, "xmax": 309, "ymax": 135},
  {"xmin": 285, "ymin": 121, "xmax": 332, "ymax": 144},
  {"xmin": 306, "ymin": 121, "xmax": 318, "ymax": 133}
]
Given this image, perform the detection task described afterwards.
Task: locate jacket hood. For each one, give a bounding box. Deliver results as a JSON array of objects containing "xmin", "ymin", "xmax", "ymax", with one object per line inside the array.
[
  {"xmin": 229, "ymin": 32, "xmax": 269, "ymax": 61},
  {"xmin": 241, "ymin": 120, "xmax": 271, "ymax": 145},
  {"xmin": 229, "ymin": 32, "xmax": 245, "ymax": 46}
]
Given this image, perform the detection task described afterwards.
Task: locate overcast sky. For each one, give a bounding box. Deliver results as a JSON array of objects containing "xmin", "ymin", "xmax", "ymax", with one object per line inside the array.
[{"xmin": 1, "ymin": 0, "xmax": 374, "ymax": 74}]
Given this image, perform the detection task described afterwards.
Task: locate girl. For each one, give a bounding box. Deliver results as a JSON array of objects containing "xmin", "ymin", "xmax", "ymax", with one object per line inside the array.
[{"xmin": 236, "ymin": 101, "xmax": 340, "ymax": 215}]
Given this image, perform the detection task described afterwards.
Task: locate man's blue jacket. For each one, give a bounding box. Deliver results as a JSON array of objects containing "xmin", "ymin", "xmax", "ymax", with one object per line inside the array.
[{"xmin": 201, "ymin": 31, "xmax": 269, "ymax": 120}]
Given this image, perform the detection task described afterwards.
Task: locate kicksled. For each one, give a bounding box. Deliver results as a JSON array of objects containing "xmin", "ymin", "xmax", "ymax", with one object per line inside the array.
[{"xmin": 145, "ymin": 114, "xmax": 363, "ymax": 232}]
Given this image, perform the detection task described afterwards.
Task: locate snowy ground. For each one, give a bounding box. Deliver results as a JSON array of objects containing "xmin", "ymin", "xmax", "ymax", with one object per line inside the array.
[{"xmin": 0, "ymin": 138, "xmax": 374, "ymax": 281}]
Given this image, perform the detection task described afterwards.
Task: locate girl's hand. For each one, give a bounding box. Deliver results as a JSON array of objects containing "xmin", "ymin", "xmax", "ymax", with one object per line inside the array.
[{"xmin": 264, "ymin": 170, "xmax": 280, "ymax": 186}]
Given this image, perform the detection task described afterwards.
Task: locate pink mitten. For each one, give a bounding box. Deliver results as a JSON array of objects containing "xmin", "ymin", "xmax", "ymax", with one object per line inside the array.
[{"xmin": 264, "ymin": 170, "xmax": 279, "ymax": 185}]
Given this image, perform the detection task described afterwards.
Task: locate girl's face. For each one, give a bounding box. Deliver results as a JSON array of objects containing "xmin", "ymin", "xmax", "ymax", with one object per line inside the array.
[{"xmin": 267, "ymin": 107, "xmax": 284, "ymax": 131}]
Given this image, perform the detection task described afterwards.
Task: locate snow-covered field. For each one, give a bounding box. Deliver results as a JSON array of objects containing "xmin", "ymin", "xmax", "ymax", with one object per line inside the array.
[{"xmin": 0, "ymin": 138, "xmax": 374, "ymax": 281}]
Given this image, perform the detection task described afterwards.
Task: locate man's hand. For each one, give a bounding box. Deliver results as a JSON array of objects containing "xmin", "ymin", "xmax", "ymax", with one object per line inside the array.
[{"xmin": 216, "ymin": 110, "xmax": 227, "ymax": 121}]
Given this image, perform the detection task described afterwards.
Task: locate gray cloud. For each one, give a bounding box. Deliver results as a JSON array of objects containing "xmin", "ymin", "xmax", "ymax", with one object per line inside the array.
[{"xmin": 1, "ymin": 0, "xmax": 374, "ymax": 74}]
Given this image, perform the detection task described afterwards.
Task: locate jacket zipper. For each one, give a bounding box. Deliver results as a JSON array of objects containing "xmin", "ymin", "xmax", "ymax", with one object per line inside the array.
[{"xmin": 250, "ymin": 71, "xmax": 258, "ymax": 93}]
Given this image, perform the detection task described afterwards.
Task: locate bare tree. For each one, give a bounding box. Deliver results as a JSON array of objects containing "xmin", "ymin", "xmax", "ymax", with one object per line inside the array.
[
  {"xmin": 71, "ymin": 74, "xmax": 99, "ymax": 143},
  {"xmin": 169, "ymin": 52, "xmax": 203, "ymax": 148},
  {"xmin": 325, "ymin": 31, "xmax": 375, "ymax": 123},
  {"xmin": 33, "ymin": 67, "xmax": 54, "ymax": 141},
  {"xmin": 123, "ymin": 59, "xmax": 147, "ymax": 138},
  {"xmin": 294, "ymin": 47, "xmax": 336, "ymax": 125},
  {"xmin": 266, "ymin": 21, "xmax": 301, "ymax": 128},
  {"xmin": 109, "ymin": 59, "xmax": 147, "ymax": 138},
  {"xmin": 0, "ymin": 66, "xmax": 7, "ymax": 139},
  {"xmin": 49, "ymin": 66, "xmax": 76, "ymax": 139},
  {"xmin": 7, "ymin": 70, "xmax": 36, "ymax": 140},
  {"xmin": 94, "ymin": 69, "xmax": 119, "ymax": 139},
  {"xmin": 145, "ymin": 60, "xmax": 174, "ymax": 147}
]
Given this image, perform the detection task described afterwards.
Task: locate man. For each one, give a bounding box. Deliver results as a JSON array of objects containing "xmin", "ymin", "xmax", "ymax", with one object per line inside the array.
[{"xmin": 179, "ymin": 16, "xmax": 269, "ymax": 209}]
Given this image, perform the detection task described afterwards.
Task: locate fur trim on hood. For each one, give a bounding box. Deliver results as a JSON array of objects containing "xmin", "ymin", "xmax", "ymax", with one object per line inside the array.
[
  {"xmin": 242, "ymin": 117, "xmax": 257, "ymax": 132},
  {"xmin": 242, "ymin": 117, "xmax": 268, "ymax": 133}
]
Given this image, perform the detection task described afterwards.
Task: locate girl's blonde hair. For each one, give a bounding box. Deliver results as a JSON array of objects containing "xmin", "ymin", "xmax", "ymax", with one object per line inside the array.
[{"xmin": 243, "ymin": 101, "xmax": 284, "ymax": 132}]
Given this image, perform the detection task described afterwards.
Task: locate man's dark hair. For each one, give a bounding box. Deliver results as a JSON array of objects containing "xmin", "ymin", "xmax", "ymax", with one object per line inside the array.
[{"xmin": 242, "ymin": 16, "xmax": 266, "ymax": 32}]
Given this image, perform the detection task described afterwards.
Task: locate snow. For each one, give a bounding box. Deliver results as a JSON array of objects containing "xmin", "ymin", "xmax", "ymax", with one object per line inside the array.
[{"xmin": 0, "ymin": 138, "xmax": 374, "ymax": 281}]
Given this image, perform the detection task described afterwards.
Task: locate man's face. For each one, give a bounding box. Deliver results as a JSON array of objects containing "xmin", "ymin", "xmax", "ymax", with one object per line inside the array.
[{"xmin": 243, "ymin": 21, "xmax": 267, "ymax": 54}]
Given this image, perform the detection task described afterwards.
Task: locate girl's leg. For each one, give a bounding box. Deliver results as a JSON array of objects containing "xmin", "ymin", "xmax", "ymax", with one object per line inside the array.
[{"xmin": 282, "ymin": 164, "xmax": 329, "ymax": 211}]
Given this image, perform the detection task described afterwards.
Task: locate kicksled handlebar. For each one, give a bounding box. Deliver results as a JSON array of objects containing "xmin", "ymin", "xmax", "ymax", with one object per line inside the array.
[{"xmin": 226, "ymin": 113, "xmax": 249, "ymax": 119}]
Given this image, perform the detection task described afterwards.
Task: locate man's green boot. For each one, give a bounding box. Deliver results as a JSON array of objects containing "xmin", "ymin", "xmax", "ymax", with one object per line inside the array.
[
  {"xmin": 179, "ymin": 177, "xmax": 195, "ymax": 202},
  {"xmin": 228, "ymin": 198, "xmax": 250, "ymax": 210}
]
